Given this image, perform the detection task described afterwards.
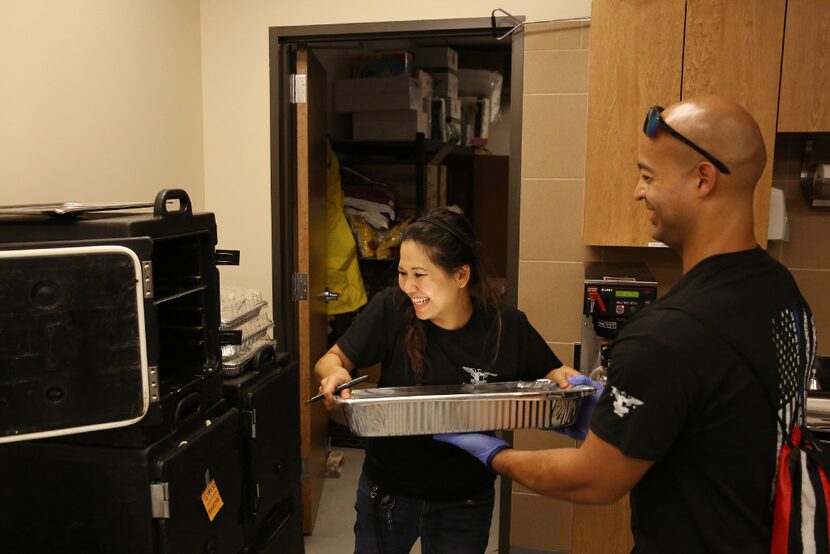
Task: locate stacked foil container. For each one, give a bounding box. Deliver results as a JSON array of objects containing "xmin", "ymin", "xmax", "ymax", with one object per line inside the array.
[{"xmin": 220, "ymin": 285, "xmax": 277, "ymax": 376}]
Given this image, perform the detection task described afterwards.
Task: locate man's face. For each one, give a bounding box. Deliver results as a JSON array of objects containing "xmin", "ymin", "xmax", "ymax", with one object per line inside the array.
[{"xmin": 634, "ymin": 134, "xmax": 694, "ymax": 247}]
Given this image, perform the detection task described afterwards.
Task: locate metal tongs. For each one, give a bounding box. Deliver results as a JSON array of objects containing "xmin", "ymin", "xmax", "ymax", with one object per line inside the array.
[{"xmin": 306, "ymin": 374, "xmax": 370, "ymax": 404}]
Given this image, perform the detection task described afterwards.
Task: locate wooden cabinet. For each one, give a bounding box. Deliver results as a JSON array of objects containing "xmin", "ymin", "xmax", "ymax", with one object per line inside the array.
[
  {"xmin": 778, "ymin": 0, "xmax": 830, "ymax": 132},
  {"xmin": 683, "ymin": 0, "xmax": 786, "ymax": 248},
  {"xmin": 583, "ymin": 0, "xmax": 787, "ymax": 247},
  {"xmin": 571, "ymin": 495, "xmax": 634, "ymax": 554},
  {"xmin": 582, "ymin": 0, "xmax": 685, "ymax": 247}
]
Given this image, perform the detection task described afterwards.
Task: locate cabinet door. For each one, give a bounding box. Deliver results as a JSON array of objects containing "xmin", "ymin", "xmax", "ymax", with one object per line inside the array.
[
  {"xmin": 583, "ymin": 0, "xmax": 686, "ymax": 246},
  {"xmin": 778, "ymin": 0, "xmax": 830, "ymax": 132},
  {"xmin": 683, "ymin": 0, "xmax": 787, "ymax": 248}
]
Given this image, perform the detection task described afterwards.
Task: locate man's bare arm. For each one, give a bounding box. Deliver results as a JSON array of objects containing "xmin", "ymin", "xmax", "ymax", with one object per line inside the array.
[{"xmin": 491, "ymin": 431, "xmax": 653, "ymax": 504}]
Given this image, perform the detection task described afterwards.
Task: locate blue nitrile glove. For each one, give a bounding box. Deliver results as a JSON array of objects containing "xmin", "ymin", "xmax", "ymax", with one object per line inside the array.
[
  {"xmin": 433, "ymin": 432, "xmax": 511, "ymax": 469},
  {"xmin": 555, "ymin": 375, "xmax": 604, "ymax": 440}
]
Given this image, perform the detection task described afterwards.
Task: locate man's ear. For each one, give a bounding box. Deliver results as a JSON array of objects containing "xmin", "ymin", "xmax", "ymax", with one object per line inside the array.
[
  {"xmin": 695, "ymin": 162, "xmax": 719, "ymax": 198},
  {"xmin": 455, "ymin": 265, "xmax": 471, "ymax": 288}
]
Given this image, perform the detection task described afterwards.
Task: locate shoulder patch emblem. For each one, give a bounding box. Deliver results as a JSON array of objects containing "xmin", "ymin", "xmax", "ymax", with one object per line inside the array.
[{"xmin": 611, "ymin": 386, "xmax": 644, "ymax": 418}]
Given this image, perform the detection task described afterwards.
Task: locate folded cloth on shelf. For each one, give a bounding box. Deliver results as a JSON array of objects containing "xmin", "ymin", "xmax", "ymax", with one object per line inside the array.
[
  {"xmin": 340, "ymin": 166, "xmax": 396, "ymax": 211},
  {"xmin": 344, "ymin": 206, "xmax": 391, "ymax": 230}
]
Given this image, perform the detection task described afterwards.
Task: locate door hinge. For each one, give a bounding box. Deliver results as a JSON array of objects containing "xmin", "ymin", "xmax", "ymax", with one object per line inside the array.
[
  {"xmin": 141, "ymin": 261, "xmax": 154, "ymax": 299},
  {"xmin": 290, "ymin": 74, "xmax": 307, "ymax": 104},
  {"xmin": 292, "ymin": 272, "xmax": 308, "ymax": 301},
  {"xmin": 150, "ymin": 482, "xmax": 170, "ymax": 519}
]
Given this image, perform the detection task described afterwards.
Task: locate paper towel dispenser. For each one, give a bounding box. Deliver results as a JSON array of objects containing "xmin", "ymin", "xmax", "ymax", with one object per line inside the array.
[{"xmin": 801, "ymin": 163, "xmax": 830, "ymax": 208}]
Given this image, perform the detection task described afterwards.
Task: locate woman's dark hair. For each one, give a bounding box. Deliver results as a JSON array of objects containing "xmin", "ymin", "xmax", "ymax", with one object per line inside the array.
[{"xmin": 400, "ymin": 207, "xmax": 502, "ymax": 380}]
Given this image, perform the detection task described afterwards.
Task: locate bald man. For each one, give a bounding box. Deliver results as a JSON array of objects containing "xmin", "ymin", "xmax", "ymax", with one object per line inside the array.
[{"xmin": 436, "ymin": 97, "xmax": 817, "ymax": 552}]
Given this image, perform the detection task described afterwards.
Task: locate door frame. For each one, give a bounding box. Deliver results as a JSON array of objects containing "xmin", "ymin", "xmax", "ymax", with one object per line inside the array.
[{"xmin": 269, "ymin": 16, "xmax": 525, "ymax": 551}]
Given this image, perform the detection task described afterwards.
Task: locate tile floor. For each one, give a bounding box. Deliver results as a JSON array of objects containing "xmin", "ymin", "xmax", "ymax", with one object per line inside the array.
[{"xmin": 303, "ymin": 447, "xmax": 500, "ymax": 553}]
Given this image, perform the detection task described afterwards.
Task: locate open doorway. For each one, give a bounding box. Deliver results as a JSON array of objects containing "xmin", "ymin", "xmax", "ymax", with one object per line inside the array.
[{"xmin": 269, "ymin": 17, "xmax": 525, "ymax": 552}]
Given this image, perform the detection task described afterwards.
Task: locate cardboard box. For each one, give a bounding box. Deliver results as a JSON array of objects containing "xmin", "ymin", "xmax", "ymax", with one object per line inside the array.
[
  {"xmin": 415, "ymin": 70, "xmax": 433, "ymax": 99},
  {"xmin": 334, "ymin": 76, "xmax": 422, "ymax": 113},
  {"xmin": 335, "ymin": 74, "xmax": 434, "ymax": 113},
  {"xmin": 429, "ymin": 70, "xmax": 458, "ymax": 98},
  {"xmin": 352, "ymin": 109, "xmax": 430, "ymax": 140},
  {"xmin": 413, "ymin": 47, "xmax": 459, "ymax": 72},
  {"xmin": 351, "ymin": 51, "xmax": 414, "ymax": 78},
  {"xmin": 442, "ymin": 96, "xmax": 462, "ymax": 120}
]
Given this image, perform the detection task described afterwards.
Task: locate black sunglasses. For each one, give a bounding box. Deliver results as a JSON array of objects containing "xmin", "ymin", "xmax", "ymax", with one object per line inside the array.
[{"xmin": 643, "ymin": 106, "xmax": 731, "ymax": 174}]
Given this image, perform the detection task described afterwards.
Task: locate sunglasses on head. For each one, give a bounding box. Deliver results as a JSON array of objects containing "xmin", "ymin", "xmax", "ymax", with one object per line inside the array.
[{"xmin": 643, "ymin": 106, "xmax": 731, "ymax": 174}]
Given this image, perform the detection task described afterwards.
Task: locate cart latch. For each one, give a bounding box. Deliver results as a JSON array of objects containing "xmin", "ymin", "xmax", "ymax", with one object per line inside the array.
[
  {"xmin": 148, "ymin": 365, "xmax": 160, "ymax": 404},
  {"xmin": 242, "ymin": 409, "xmax": 256, "ymax": 439},
  {"xmin": 215, "ymin": 249, "xmax": 240, "ymax": 266},
  {"xmin": 150, "ymin": 482, "xmax": 170, "ymax": 519}
]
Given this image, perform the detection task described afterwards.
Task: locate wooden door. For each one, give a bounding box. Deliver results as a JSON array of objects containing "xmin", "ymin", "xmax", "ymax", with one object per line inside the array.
[
  {"xmin": 778, "ymin": 0, "xmax": 830, "ymax": 132},
  {"xmin": 683, "ymin": 0, "xmax": 787, "ymax": 248},
  {"xmin": 582, "ymin": 0, "xmax": 686, "ymax": 246},
  {"xmin": 294, "ymin": 45, "xmax": 329, "ymax": 535}
]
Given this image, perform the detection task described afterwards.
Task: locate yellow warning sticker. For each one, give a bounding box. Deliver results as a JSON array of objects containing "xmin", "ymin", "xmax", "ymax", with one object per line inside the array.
[{"xmin": 201, "ymin": 479, "xmax": 224, "ymax": 522}]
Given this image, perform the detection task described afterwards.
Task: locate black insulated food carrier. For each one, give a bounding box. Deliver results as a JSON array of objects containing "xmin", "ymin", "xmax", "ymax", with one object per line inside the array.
[
  {"xmin": 222, "ymin": 352, "xmax": 302, "ymax": 547},
  {"xmin": 0, "ymin": 401, "xmax": 245, "ymax": 553},
  {"xmin": 0, "ymin": 189, "xmax": 229, "ymax": 443}
]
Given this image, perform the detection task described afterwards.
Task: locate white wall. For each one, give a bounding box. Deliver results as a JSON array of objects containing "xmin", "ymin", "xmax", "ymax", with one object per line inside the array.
[
  {"xmin": 0, "ymin": 0, "xmax": 205, "ymax": 209},
  {"xmin": 199, "ymin": 0, "xmax": 591, "ymax": 311}
]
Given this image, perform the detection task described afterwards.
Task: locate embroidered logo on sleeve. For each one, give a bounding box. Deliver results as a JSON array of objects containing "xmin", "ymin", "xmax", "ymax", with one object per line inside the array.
[
  {"xmin": 462, "ymin": 366, "xmax": 497, "ymax": 384},
  {"xmin": 611, "ymin": 386, "xmax": 644, "ymax": 418}
]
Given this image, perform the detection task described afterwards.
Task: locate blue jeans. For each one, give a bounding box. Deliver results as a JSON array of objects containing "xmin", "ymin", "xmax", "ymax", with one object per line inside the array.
[{"xmin": 353, "ymin": 472, "xmax": 495, "ymax": 554}]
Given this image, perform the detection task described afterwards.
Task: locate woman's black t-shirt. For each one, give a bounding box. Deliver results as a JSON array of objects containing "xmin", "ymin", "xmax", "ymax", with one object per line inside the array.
[{"xmin": 338, "ymin": 286, "xmax": 562, "ymax": 500}]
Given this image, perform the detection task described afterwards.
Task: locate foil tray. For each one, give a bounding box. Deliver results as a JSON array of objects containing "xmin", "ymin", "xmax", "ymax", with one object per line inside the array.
[{"xmin": 336, "ymin": 380, "xmax": 595, "ymax": 437}]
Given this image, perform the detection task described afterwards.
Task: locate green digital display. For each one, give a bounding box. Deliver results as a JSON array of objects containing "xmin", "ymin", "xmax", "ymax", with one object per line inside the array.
[{"xmin": 615, "ymin": 290, "xmax": 640, "ymax": 298}]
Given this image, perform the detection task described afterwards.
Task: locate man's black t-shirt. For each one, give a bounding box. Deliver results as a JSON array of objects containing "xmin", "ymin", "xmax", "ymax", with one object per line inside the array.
[
  {"xmin": 338, "ymin": 286, "xmax": 562, "ymax": 500},
  {"xmin": 591, "ymin": 248, "xmax": 816, "ymax": 553}
]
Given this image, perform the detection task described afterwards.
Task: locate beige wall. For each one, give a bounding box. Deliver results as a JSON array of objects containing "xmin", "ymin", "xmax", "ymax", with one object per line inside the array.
[
  {"xmin": 513, "ymin": 21, "xmax": 594, "ymax": 552},
  {"xmin": 0, "ymin": 0, "xmax": 205, "ymax": 210},
  {"xmin": 199, "ymin": 0, "xmax": 590, "ymax": 307}
]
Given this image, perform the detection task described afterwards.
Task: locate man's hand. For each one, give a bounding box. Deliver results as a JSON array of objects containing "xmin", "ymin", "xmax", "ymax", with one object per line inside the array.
[
  {"xmin": 554, "ymin": 375, "xmax": 604, "ymax": 440},
  {"xmin": 433, "ymin": 433, "xmax": 511, "ymax": 469}
]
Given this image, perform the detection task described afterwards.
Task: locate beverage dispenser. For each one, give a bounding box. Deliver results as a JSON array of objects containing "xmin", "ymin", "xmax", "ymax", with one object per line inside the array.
[{"xmin": 580, "ymin": 262, "xmax": 657, "ymax": 384}]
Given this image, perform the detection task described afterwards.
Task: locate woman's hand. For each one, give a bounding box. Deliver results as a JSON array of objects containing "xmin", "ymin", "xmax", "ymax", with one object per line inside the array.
[
  {"xmin": 318, "ymin": 366, "xmax": 354, "ymax": 410},
  {"xmin": 314, "ymin": 346, "xmax": 357, "ymax": 410},
  {"xmin": 545, "ymin": 365, "xmax": 581, "ymax": 388}
]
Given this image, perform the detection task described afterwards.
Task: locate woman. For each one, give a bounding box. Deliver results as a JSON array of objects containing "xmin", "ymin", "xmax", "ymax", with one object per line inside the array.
[{"xmin": 315, "ymin": 207, "xmax": 578, "ymax": 553}]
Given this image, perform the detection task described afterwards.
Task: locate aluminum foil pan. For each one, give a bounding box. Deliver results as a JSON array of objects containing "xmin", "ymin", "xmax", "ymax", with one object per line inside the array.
[
  {"xmin": 222, "ymin": 338, "xmax": 278, "ymax": 377},
  {"xmin": 220, "ymin": 285, "xmax": 267, "ymax": 329},
  {"xmin": 336, "ymin": 380, "xmax": 595, "ymax": 437},
  {"xmin": 220, "ymin": 314, "xmax": 274, "ymax": 359}
]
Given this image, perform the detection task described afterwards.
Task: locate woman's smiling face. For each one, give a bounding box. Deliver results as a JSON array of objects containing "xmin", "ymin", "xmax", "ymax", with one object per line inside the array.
[{"xmin": 398, "ymin": 239, "xmax": 471, "ymax": 330}]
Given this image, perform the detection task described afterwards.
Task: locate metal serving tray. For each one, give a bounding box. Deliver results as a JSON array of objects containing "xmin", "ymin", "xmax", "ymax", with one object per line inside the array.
[{"xmin": 336, "ymin": 380, "xmax": 595, "ymax": 437}]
